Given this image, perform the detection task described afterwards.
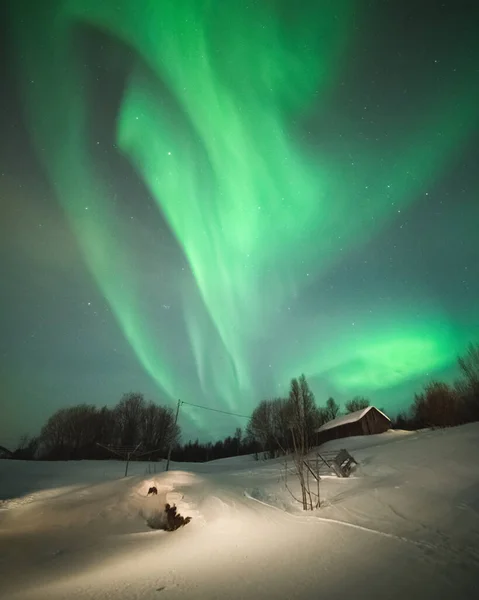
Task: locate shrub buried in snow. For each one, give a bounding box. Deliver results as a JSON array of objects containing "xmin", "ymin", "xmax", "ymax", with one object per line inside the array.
[{"xmin": 146, "ymin": 503, "xmax": 192, "ymax": 531}]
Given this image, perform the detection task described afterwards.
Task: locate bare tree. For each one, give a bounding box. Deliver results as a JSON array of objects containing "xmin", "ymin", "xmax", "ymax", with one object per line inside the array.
[
  {"xmin": 413, "ymin": 381, "xmax": 461, "ymax": 428},
  {"xmin": 325, "ymin": 397, "xmax": 340, "ymax": 421},
  {"xmin": 64, "ymin": 404, "xmax": 100, "ymax": 455},
  {"xmin": 247, "ymin": 398, "xmax": 290, "ymax": 458},
  {"xmin": 140, "ymin": 401, "xmax": 178, "ymax": 456},
  {"xmin": 114, "ymin": 392, "xmax": 145, "ymax": 447},
  {"xmin": 37, "ymin": 394, "xmax": 181, "ymax": 460},
  {"xmin": 457, "ymin": 343, "xmax": 479, "ymax": 421},
  {"xmin": 247, "ymin": 399, "xmax": 273, "ymax": 450},
  {"xmin": 287, "ymin": 375, "xmax": 320, "ymax": 510},
  {"xmin": 234, "ymin": 427, "xmax": 242, "ymax": 455},
  {"xmin": 234, "ymin": 427, "xmax": 242, "ymax": 444},
  {"xmin": 94, "ymin": 406, "xmax": 116, "ymax": 446},
  {"xmin": 40, "ymin": 408, "xmax": 70, "ymax": 457},
  {"xmin": 39, "ymin": 405, "xmax": 101, "ymax": 458},
  {"xmin": 345, "ymin": 396, "xmax": 370, "ymax": 414},
  {"xmin": 141, "ymin": 402, "xmax": 162, "ymax": 449},
  {"xmin": 17, "ymin": 434, "xmax": 31, "ymax": 451},
  {"xmin": 12, "ymin": 434, "xmax": 38, "ymax": 460},
  {"xmin": 458, "ymin": 343, "xmax": 479, "ymax": 389}
]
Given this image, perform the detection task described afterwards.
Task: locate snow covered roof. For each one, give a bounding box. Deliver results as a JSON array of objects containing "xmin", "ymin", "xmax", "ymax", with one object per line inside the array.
[{"xmin": 315, "ymin": 406, "xmax": 391, "ymax": 434}]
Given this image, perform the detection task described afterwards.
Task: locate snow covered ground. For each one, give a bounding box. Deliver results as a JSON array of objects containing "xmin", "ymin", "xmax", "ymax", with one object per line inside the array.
[{"xmin": 1, "ymin": 424, "xmax": 479, "ymax": 599}]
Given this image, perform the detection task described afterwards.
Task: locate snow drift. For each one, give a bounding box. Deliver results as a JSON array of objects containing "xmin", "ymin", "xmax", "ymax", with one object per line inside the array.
[{"xmin": 1, "ymin": 425, "xmax": 479, "ymax": 599}]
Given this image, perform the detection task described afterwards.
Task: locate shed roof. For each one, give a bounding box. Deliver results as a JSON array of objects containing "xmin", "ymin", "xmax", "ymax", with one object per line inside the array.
[{"xmin": 315, "ymin": 406, "xmax": 391, "ymax": 434}]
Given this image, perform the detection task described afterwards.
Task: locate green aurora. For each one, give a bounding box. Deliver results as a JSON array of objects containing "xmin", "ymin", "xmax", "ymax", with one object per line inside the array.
[{"xmin": 9, "ymin": 0, "xmax": 479, "ymax": 434}]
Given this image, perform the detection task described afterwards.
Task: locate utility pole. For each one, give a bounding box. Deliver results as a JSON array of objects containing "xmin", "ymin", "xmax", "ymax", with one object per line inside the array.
[{"xmin": 165, "ymin": 399, "xmax": 181, "ymax": 472}]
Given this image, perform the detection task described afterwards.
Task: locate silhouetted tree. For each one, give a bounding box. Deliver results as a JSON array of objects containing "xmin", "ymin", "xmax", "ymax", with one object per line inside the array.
[
  {"xmin": 413, "ymin": 381, "xmax": 461, "ymax": 428},
  {"xmin": 140, "ymin": 401, "xmax": 179, "ymax": 457},
  {"xmin": 391, "ymin": 411, "xmax": 415, "ymax": 430},
  {"xmin": 39, "ymin": 405, "xmax": 104, "ymax": 459},
  {"xmin": 114, "ymin": 392, "xmax": 145, "ymax": 447},
  {"xmin": 247, "ymin": 397, "xmax": 291, "ymax": 458},
  {"xmin": 287, "ymin": 374, "xmax": 320, "ymax": 510},
  {"xmin": 94, "ymin": 406, "xmax": 116, "ymax": 448},
  {"xmin": 40, "ymin": 407, "xmax": 72, "ymax": 458},
  {"xmin": 456, "ymin": 343, "xmax": 479, "ymax": 421},
  {"xmin": 66, "ymin": 404, "xmax": 101, "ymax": 457},
  {"xmin": 345, "ymin": 396, "xmax": 370, "ymax": 414},
  {"xmin": 37, "ymin": 395, "xmax": 178, "ymax": 460},
  {"xmin": 234, "ymin": 427, "xmax": 242, "ymax": 455},
  {"xmin": 12, "ymin": 434, "xmax": 38, "ymax": 460},
  {"xmin": 458, "ymin": 343, "xmax": 479, "ymax": 390},
  {"xmin": 324, "ymin": 397, "xmax": 340, "ymax": 421}
]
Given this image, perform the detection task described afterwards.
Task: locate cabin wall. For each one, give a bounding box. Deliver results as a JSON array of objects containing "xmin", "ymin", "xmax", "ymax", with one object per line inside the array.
[
  {"xmin": 362, "ymin": 408, "xmax": 390, "ymax": 435},
  {"xmin": 317, "ymin": 421, "xmax": 363, "ymax": 445}
]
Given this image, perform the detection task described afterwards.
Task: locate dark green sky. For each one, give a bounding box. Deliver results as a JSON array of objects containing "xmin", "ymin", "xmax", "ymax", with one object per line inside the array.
[{"xmin": 1, "ymin": 0, "xmax": 478, "ymax": 446}]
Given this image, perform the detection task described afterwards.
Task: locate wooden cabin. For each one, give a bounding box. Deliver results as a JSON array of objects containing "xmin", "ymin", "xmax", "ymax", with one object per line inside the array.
[{"xmin": 315, "ymin": 406, "xmax": 391, "ymax": 446}]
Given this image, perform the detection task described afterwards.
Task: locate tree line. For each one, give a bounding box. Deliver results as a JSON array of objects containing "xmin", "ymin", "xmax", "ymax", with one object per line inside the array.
[
  {"xmin": 10, "ymin": 392, "xmax": 179, "ymax": 461},
  {"xmin": 393, "ymin": 342, "xmax": 479, "ymax": 430},
  {"xmin": 6, "ymin": 342, "xmax": 478, "ymax": 463},
  {"xmin": 170, "ymin": 428, "xmax": 260, "ymax": 462}
]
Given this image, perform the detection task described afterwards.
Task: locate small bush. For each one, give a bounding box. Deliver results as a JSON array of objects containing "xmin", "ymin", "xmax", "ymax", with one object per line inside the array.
[{"xmin": 146, "ymin": 504, "xmax": 192, "ymax": 531}]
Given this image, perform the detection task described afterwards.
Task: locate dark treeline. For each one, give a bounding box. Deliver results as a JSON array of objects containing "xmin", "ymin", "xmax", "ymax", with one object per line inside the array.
[
  {"xmin": 11, "ymin": 392, "xmax": 179, "ymax": 461},
  {"xmin": 393, "ymin": 342, "xmax": 479, "ymax": 430},
  {"xmin": 170, "ymin": 427, "xmax": 261, "ymax": 463},
  {"xmin": 6, "ymin": 342, "xmax": 479, "ymax": 463}
]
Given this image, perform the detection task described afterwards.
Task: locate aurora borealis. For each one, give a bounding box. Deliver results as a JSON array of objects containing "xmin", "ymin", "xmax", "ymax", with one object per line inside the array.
[{"xmin": 1, "ymin": 0, "xmax": 478, "ymax": 444}]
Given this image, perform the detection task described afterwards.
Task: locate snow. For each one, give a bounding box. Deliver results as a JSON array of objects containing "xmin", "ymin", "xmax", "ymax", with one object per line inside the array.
[
  {"xmin": 315, "ymin": 405, "xmax": 391, "ymax": 433},
  {"xmin": 1, "ymin": 424, "xmax": 479, "ymax": 599}
]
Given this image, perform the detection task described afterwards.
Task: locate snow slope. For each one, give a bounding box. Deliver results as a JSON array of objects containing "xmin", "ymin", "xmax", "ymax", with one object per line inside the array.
[{"xmin": 1, "ymin": 425, "xmax": 479, "ymax": 599}]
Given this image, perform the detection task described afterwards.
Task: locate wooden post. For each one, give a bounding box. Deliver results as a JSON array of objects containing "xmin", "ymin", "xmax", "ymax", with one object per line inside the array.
[
  {"xmin": 165, "ymin": 399, "xmax": 181, "ymax": 472},
  {"xmin": 124, "ymin": 443, "xmax": 141, "ymax": 477}
]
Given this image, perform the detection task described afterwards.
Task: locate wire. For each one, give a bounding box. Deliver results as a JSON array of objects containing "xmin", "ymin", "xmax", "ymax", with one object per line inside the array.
[{"xmin": 180, "ymin": 400, "xmax": 251, "ymax": 420}]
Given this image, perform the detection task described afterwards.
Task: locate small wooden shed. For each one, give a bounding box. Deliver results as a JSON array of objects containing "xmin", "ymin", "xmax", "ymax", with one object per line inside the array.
[{"xmin": 315, "ymin": 406, "xmax": 391, "ymax": 446}]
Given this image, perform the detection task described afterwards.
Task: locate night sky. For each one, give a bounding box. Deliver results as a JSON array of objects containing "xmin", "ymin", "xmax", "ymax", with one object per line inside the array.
[{"xmin": 1, "ymin": 0, "xmax": 478, "ymax": 446}]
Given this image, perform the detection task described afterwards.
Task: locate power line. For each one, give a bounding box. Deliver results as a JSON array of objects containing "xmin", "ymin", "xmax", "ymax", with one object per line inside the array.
[{"xmin": 180, "ymin": 400, "xmax": 251, "ymax": 420}]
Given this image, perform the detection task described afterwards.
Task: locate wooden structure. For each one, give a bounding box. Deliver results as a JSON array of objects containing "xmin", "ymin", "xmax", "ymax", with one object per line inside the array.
[
  {"xmin": 317, "ymin": 449, "xmax": 358, "ymax": 477},
  {"xmin": 315, "ymin": 406, "xmax": 391, "ymax": 446}
]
